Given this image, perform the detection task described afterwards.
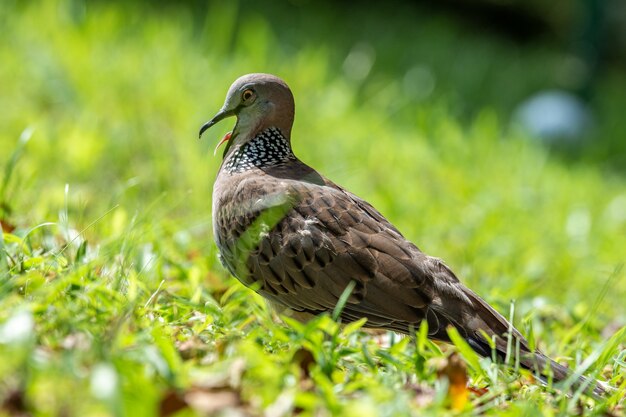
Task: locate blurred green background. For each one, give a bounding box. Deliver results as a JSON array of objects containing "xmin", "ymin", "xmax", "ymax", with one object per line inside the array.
[
  {"xmin": 2, "ymin": 0, "xmax": 625, "ymax": 304},
  {"xmin": 1, "ymin": 0, "xmax": 625, "ymax": 415}
]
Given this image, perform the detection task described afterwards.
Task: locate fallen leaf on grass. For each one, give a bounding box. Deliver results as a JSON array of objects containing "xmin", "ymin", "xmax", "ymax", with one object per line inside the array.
[
  {"xmin": 159, "ymin": 387, "xmax": 243, "ymax": 417},
  {"xmin": 467, "ymin": 385, "xmax": 489, "ymax": 397},
  {"xmin": 159, "ymin": 390, "xmax": 187, "ymax": 417},
  {"xmin": 186, "ymin": 249, "xmax": 201, "ymax": 261},
  {"xmin": 292, "ymin": 347, "xmax": 315, "ymax": 379},
  {"xmin": 1, "ymin": 388, "xmax": 28, "ymax": 417},
  {"xmin": 438, "ymin": 352, "xmax": 469, "ymax": 411},
  {"xmin": 160, "ymin": 358, "xmax": 249, "ymax": 417},
  {"xmin": 0, "ymin": 219, "xmax": 15, "ymax": 233},
  {"xmin": 185, "ymin": 387, "xmax": 242, "ymax": 415}
]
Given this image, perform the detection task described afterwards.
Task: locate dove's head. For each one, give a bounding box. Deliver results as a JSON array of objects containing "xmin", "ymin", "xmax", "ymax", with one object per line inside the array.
[{"xmin": 199, "ymin": 73, "xmax": 295, "ymax": 157}]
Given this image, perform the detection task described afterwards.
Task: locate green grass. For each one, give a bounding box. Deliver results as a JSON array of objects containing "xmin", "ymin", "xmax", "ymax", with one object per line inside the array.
[{"xmin": 1, "ymin": 0, "xmax": 625, "ymax": 415}]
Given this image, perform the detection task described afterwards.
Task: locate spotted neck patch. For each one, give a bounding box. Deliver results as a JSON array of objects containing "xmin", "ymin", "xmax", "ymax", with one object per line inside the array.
[{"xmin": 223, "ymin": 127, "xmax": 295, "ymax": 173}]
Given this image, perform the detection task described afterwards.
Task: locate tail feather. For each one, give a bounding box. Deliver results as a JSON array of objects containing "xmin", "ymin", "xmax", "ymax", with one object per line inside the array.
[
  {"xmin": 520, "ymin": 351, "xmax": 609, "ymax": 398},
  {"xmin": 460, "ymin": 288, "xmax": 609, "ymax": 398}
]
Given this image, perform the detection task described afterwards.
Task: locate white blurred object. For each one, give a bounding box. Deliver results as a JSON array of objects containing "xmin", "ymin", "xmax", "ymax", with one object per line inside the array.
[
  {"xmin": 343, "ymin": 43, "xmax": 375, "ymax": 82},
  {"xmin": 90, "ymin": 363, "xmax": 118, "ymax": 400},
  {"xmin": 0, "ymin": 310, "xmax": 34, "ymax": 345},
  {"xmin": 515, "ymin": 90, "xmax": 592, "ymax": 143}
]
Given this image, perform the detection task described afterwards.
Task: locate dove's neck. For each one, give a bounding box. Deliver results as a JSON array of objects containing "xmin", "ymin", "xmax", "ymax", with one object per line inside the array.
[{"xmin": 222, "ymin": 127, "xmax": 295, "ymax": 174}]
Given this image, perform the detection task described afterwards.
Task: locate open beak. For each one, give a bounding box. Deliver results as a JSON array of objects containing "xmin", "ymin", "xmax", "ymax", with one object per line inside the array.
[
  {"xmin": 199, "ymin": 107, "xmax": 237, "ymax": 156},
  {"xmin": 198, "ymin": 108, "xmax": 235, "ymax": 139}
]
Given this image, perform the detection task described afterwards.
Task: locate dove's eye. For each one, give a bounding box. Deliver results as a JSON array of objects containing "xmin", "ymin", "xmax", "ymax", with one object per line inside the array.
[{"xmin": 242, "ymin": 89, "xmax": 255, "ymax": 102}]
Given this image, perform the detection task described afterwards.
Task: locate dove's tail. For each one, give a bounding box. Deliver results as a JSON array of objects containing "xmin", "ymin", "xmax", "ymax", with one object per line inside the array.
[
  {"xmin": 457, "ymin": 288, "xmax": 610, "ymax": 398},
  {"xmin": 517, "ymin": 350, "xmax": 610, "ymax": 398}
]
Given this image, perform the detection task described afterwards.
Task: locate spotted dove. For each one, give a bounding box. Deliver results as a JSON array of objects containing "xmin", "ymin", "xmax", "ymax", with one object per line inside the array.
[{"xmin": 200, "ymin": 73, "xmax": 606, "ymax": 396}]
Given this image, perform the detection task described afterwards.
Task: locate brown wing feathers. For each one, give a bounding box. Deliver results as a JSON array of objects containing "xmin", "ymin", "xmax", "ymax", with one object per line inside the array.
[{"xmin": 218, "ymin": 173, "xmax": 600, "ymax": 389}]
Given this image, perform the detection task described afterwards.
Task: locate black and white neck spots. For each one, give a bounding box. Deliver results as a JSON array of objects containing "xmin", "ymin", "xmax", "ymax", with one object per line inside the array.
[{"xmin": 224, "ymin": 127, "xmax": 295, "ymax": 173}]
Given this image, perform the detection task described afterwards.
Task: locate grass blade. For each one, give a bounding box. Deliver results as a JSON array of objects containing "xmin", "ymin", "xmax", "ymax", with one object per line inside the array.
[
  {"xmin": 332, "ymin": 280, "xmax": 356, "ymax": 322},
  {"xmin": 0, "ymin": 223, "xmax": 7, "ymax": 276},
  {"xmin": 447, "ymin": 326, "xmax": 482, "ymax": 373},
  {"xmin": 0, "ymin": 126, "xmax": 33, "ymax": 212}
]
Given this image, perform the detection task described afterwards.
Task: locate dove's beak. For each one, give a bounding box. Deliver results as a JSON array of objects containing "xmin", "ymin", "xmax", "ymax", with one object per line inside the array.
[
  {"xmin": 198, "ymin": 107, "xmax": 235, "ymax": 139},
  {"xmin": 199, "ymin": 107, "xmax": 238, "ymax": 156}
]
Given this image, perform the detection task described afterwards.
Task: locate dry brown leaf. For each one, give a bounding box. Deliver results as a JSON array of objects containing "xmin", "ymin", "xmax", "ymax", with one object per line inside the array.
[
  {"xmin": 160, "ymin": 357, "xmax": 249, "ymax": 416},
  {"xmin": 438, "ymin": 352, "xmax": 469, "ymax": 411},
  {"xmin": 467, "ymin": 385, "xmax": 489, "ymax": 397},
  {"xmin": 185, "ymin": 387, "xmax": 241, "ymax": 415},
  {"xmin": 0, "ymin": 219, "xmax": 15, "ymax": 233},
  {"xmin": 159, "ymin": 384, "xmax": 245, "ymax": 417},
  {"xmin": 159, "ymin": 390, "xmax": 187, "ymax": 417},
  {"xmin": 1, "ymin": 388, "xmax": 28, "ymax": 417},
  {"xmin": 292, "ymin": 347, "xmax": 315, "ymax": 379},
  {"xmin": 186, "ymin": 249, "xmax": 201, "ymax": 261}
]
